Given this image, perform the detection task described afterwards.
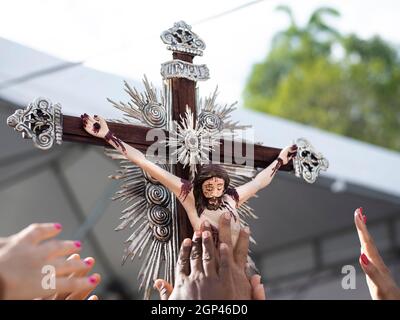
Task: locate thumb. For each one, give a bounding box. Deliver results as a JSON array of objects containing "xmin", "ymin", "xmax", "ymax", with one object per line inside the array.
[{"xmin": 154, "ymin": 279, "xmax": 173, "ymax": 300}]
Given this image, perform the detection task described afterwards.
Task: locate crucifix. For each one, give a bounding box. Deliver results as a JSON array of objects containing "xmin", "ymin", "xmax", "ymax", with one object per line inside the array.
[{"xmin": 6, "ymin": 21, "xmax": 328, "ymax": 299}]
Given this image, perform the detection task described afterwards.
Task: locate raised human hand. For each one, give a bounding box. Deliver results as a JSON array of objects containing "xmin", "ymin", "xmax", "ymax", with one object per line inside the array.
[
  {"xmin": 0, "ymin": 223, "xmax": 97, "ymax": 300},
  {"xmin": 354, "ymin": 207, "xmax": 400, "ymax": 300},
  {"xmin": 43, "ymin": 254, "xmax": 101, "ymax": 300},
  {"xmin": 154, "ymin": 217, "xmax": 265, "ymax": 300}
]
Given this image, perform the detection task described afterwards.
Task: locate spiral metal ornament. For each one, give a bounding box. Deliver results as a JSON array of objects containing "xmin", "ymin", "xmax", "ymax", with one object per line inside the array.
[
  {"xmin": 198, "ymin": 111, "xmax": 223, "ymax": 132},
  {"xmin": 107, "ymin": 76, "xmax": 167, "ymax": 129},
  {"xmin": 142, "ymin": 102, "xmax": 167, "ymax": 128},
  {"xmin": 152, "ymin": 225, "xmax": 172, "ymax": 242},
  {"xmin": 148, "ymin": 205, "xmax": 172, "ymax": 227},
  {"xmin": 145, "ymin": 183, "xmax": 171, "ymax": 207}
]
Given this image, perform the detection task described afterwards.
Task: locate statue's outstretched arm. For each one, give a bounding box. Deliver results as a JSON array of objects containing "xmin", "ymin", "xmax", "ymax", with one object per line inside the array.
[
  {"xmin": 81, "ymin": 114, "xmax": 198, "ymax": 226},
  {"xmin": 235, "ymin": 145, "xmax": 297, "ymax": 207}
]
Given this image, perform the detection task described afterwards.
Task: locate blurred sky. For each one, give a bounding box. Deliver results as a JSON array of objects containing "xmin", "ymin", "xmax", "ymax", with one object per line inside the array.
[{"xmin": 0, "ymin": 0, "xmax": 399, "ymax": 105}]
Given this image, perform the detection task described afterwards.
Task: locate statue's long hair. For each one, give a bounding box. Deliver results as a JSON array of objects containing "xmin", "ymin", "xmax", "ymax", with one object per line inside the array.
[{"xmin": 193, "ymin": 164, "xmax": 231, "ymax": 216}]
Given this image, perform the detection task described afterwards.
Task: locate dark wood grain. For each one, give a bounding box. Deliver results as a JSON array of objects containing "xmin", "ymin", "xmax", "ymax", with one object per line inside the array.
[{"xmin": 171, "ymin": 52, "xmax": 195, "ymax": 243}]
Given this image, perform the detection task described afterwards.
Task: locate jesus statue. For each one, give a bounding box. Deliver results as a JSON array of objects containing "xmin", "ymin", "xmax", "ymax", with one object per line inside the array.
[{"xmin": 81, "ymin": 113, "xmax": 297, "ymax": 246}]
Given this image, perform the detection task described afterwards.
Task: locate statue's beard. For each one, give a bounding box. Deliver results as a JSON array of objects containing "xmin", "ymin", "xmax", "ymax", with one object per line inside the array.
[{"xmin": 206, "ymin": 196, "xmax": 223, "ymax": 210}]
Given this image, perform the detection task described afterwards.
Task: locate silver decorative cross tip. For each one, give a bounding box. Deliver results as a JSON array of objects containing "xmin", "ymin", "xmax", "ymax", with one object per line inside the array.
[
  {"xmin": 293, "ymin": 138, "xmax": 329, "ymax": 184},
  {"xmin": 7, "ymin": 97, "xmax": 63, "ymax": 150},
  {"xmin": 161, "ymin": 20, "xmax": 206, "ymax": 56}
]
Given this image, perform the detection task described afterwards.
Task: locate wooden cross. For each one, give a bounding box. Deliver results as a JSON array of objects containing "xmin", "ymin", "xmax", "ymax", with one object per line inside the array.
[
  {"xmin": 8, "ymin": 21, "xmax": 326, "ymax": 299},
  {"xmin": 7, "ymin": 21, "xmax": 294, "ymax": 245}
]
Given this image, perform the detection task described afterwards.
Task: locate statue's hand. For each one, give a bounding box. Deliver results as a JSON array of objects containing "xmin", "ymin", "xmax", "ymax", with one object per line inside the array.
[
  {"xmin": 279, "ymin": 144, "xmax": 298, "ymax": 165},
  {"xmin": 81, "ymin": 114, "xmax": 109, "ymax": 139}
]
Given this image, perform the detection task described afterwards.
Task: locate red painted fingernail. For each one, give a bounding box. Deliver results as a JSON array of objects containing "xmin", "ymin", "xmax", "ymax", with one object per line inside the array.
[
  {"xmin": 356, "ymin": 207, "xmax": 363, "ymax": 221},
  {"xmin": 363, "ymin": 215, "xmax": 367, "ymax": 224},
  {"xmin": 54, "ymin": 223, "xmax": 62, "ymax": 230},
  {"xmin": 361, "ymin": 253, "xmax": 369, "ymax": 266},
  {"xmin": 74, "ymin": 241, "xmax": 82, "ymax": 248},
  {"xmin": 84, "ymin": 258, "xmax": 93, "ymax": 266},
  {"xmin": 88, "ymin": 276, "xmax": 97, "ymax": 284}
]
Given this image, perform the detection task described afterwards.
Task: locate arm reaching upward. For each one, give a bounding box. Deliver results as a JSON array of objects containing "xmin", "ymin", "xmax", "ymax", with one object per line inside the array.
[
  {"xmin": 81, "ymin": 114, "xmax": 199, "ymax": 226},
  {"xmin": 235, "ymin": 145, "xmax": 297, "ymax": 207}
]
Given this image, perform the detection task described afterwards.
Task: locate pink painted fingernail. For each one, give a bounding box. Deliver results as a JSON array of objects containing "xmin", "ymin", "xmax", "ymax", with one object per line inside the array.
[
  {"xmin": 84, "ymin": 258, "xmax": 93, "ymax": 266},
  {"xmin": 363, "ymin": 215, "xmax": 367, "ymax": 224},
  {"xmin": 54, "ymin": 223, "xmax": 62, "ymax": 230},
  {"xmin": 88, "ymin": 276, "xmax": 97, "ymax": 284},
  {"xmin": 360, "ymin": 253, "xmax": 369, "ymax": 266},
  {"xmin": 74, "ymin": 241, "xmax": 82, "ymax": 248}
]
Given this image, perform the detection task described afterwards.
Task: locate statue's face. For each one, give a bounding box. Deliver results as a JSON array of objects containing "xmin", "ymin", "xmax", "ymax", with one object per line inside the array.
[{"xmin": 202, "ymin": 177, "xmax": 225, "ymax": 210}]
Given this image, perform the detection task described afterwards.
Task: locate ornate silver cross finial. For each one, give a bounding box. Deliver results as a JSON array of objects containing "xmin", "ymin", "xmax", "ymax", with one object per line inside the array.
[
  {"xmin": 7, "ymin": 97, "xmax": 62, "ymax": 150},
  {"xmin": 160, "ymin": 20, "xmax": 206, "ymax": 56},
  {"xmin": 293, "ymin": 138, "xmax": 329, "ymax": 184}
]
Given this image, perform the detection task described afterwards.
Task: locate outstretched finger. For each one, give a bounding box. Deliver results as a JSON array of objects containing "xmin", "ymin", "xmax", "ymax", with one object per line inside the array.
[
  {"xmin": 218, "ymin": 213, "xmax": 233, "ymax": 248},
  {"xmin": 154, "ymin": 279, "xmax": 173, "ymax": 300},
  {"xmin": 354, "ymin": 208, "xmax": 385, "ymax": 268},
  {"xmin": 359, "ymin": 253, "xmax": 385, "ymax": 291},
  {"xmin": 53, "ymin": 256, "xmax": 90, "ymax": 276},
  {"xmin": 18, "ymin": 223, "xmax": 63, "ymax": 245},
  {"xmin": 190, "ymin": 231, "xmax": 203, "ymax": 275},
  {"xmin": 67, "ymin": 273, "xmax": 101, "ymax": 300},
  {"xmin": 218, "ymin": 243, "xmax": 234, "ymax": 283},
  {"xmin": 55, "ymin": 275, "xmax": 98, "ymax": 297},
  {"xmin": 202, "ymin": 230, "xmax": 217, "ymax": 278},
  {"xmin": 250, "ymin": 275, "xmax": 266, "ymax": 300},
  {"xmin": 176, "ymin": 238, "xmax": 192, "ymax": 277},
  {"xmin": 234, "ymin": 227, "xmax": 250, "ymax": 269},
  {"xmin": 40, "ymin": 240, "xmax": 82, "ymax": 260}
]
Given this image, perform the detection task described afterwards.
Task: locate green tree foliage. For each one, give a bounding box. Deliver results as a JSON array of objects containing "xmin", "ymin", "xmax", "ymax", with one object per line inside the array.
[{"xmin": 244, "ymin": 5, "xmax": 400, "ymax": 151}]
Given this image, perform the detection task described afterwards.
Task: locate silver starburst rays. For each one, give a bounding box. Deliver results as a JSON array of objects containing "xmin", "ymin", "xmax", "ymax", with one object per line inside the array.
[
  {"xmin": 166, "ymin": 87, "xmax": 251, "ymax": 177},
  {"xmin": 197, "ymin": 87, "xmax": 250, "ymax": 133},
  {"xmin": 105, "ymin": 148, "xmax": 178, "ymax": 300},
  {"xmin": 167, "ymin": 106, "xmax": 220, "ymax": 176},
  {"xmin": 107, "ymin": 76, "xmax": 167, "ymax": 128}
]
